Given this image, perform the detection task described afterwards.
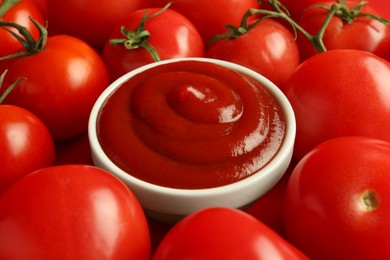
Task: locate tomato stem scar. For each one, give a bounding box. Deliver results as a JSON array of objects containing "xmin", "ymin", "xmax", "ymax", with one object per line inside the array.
[{"xmin": 360, "ymin": 190, "xmax": 380, "ymax": 211}]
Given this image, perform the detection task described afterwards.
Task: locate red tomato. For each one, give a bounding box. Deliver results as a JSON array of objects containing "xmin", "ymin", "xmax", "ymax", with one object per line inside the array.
[
  {"xmin": 149, "ymin": 0, "xmax": 259, "ymax": 44},
  {"xmin": 153, "ymin": 207, "xmax": 308, "ymax": 259},
  {"xmin": 0, "ymin": 0, "xmax": 45, "ymax": 57},
  {"xmin": 282, "ymin": 49, "xmax": 390, "ymax": 160},
  {"xmin": 0, "ymin": 165, "xmax": 151, "ymax": 259},
  {"xmin": 297, "ymin": 0, "xmax": 390, "ymax": 61},
  {"xmin": 370, "ymin": 0, "xmax": 390, "ymax": 20},
  {"xmin": 284, "ymin": 136, "xmax": 390, "ymax": 259},
  {"xmin": 0, "ymin": 104, "xmax": 54, "ymax": 194},
  {"xmin": 102, "ymin": 7, "xmax": 205, "ymax": 81},
  {"xmin": 45, "ymin": 0, "xmax": 150, "ymax": 49},
  {"xmin": 206, "ymin": 18, "xmax": 300, "ymax": 88},
  {"xmin": 2, "ymin": 34, "xmax": 110, "ymax": 140}
]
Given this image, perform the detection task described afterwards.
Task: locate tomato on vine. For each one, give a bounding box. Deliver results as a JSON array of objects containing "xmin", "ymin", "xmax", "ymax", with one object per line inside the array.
[
  {"xmin": 0, "ymin": 18, "xmax": 110, "ymax": 140},
  {"xmin": 296, "ymin": 0, "xmax": 390, "ymax": 61},
  {"xmin": 102, "ymin": 4, "xmax": 205, "ymax": 81},
  {"xmin": 206, "ymin": 9, "xmax": 300, "ymax": 88},
  {"xmin": 0, "ymin": 69, "xmax": 55, "ymax": 195},
  {"xmin": 0, "ymin": 0, "xmax": 45, "ymax": 57}
]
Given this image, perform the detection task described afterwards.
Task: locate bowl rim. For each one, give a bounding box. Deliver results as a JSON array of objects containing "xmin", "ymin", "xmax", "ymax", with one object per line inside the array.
[{"xmin": 88, "ymin": 57, "xmax": 296, "ymax": 197}]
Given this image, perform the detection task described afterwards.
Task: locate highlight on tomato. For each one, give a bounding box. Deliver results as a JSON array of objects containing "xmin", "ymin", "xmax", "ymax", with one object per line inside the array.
[
  {"xmin": 153, "ymin": 207, "xmax": 309, "ymax": 259},
  {"xmin": 0, "ymin": 0, "xmax": 45, "ymax": 57},
  {"xmin": 206, "ymin": 9, "xmax": 300, "ymax": 88},
  {"xmin": 0, "ymin": 165, "xmax": 151, "ymax": 259},
  {"xmin": 0, "ymin": 17, "xmax": 110, "ymax": 140},
  {"xmin": 44, "ymin": 0, "xmax": 150, "ymax": 49},
  {"xmin": 149, "ymin": 0, "xmax": 260, "ymax": 44},
  {"xmin": 0, "ymin": 70, "xmax": 54, "ymax": 195},
  {"xmin": 102, "ymin": 3, "xmax": 205, "ymax": 81},
  {"xmin": 296, "ymin": 0, "xmax": 390, "ymax": 61},
  {"xmin": 284, "ymin": 136, "xmax": 390, "ymax": 259},
  {"xmin": 282, "ymin": 49, "xmax": 390, "ymax": 160}
]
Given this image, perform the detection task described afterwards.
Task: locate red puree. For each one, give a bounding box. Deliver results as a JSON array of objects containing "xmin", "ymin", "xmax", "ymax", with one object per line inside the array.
[{"xmin": 97, "ymin": 60, "xmax": 286, "ymax": 189}]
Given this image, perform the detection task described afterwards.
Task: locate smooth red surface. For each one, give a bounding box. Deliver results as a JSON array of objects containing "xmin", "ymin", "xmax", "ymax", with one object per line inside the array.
[
  {"xmin": 0, "ymin": 165, "xmax": 151, "ymax": 259},
  {"xmin": 97, "ymin": 60, "xmax": 286, "ymax": 189},
  {"xmin": 149, "ymin": 0, "xmax": 259, "ymax": 43},
  {"xmin": 283, "ymin": 49, "xmax": 390, "ymax": 160},
  {"xmin": 153, "ymin": 207, "xmax": 309, "ymax": 259},
  {"xmin": 284, "ymin": 136, "xmax": 390, "ymax": 259},
  {"xmin": 0, "ymin": 105, "xmax": 55, "ymax": 194},
  {"xmin": 0, "ymin": 0, "xmax": 45, "ymax": 57},
  {"xmin": 2, "ymin": 35, "xmax": 110, "ymax": 140},
  {"xmin": 206, "ymin": 18, "xmax": 300, "ymax": 88},
  {"xmin": 297, "ymin": 1, "xmax": 390, "ymax": 61},
  {"xmin": 102, "ymin": 7, "xmax": 205, "ymax": 81}
]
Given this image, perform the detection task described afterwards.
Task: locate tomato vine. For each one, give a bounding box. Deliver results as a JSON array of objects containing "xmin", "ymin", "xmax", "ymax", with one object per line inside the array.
[
  {"xmin": 212, "ymin": 0, "xmax": 390, "ymax": 53},
  {"xmin": 109, "ymin": 2, "xmax": 172, "ymax": 62}
]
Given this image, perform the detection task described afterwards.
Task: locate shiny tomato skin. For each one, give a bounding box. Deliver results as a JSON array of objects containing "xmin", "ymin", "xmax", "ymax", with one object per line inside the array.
[
  {"xmin": 0, "ymin": 0, "xmax": 45, "ymax": 57},
  {"xmin": 0, "ymin": 105, "xmax": 54, "ymax": 194},
  {"xmin": 284, "ymin": 136, "xmax": 390, "ymax": 259},
  {"xmin": 153, "ymin": 207, "xmax": 308, "ymax": 260},
  {"xmin": 45, "ymin": 0, "xmax": 149, "ymax": 49},
  {"xmin": 149, "ymin": 0, "xmax": 259, "ymax": 43},
  {"xmin": 2, "ymin": 35, "xmax": 110, "ymax": 140},
  {"xmin": 206, "ymin": 18, "xmax": 300, "ymax": 88},
  {"xmin": 102, "ymin": 8, "xmax": 205, "ymax": 81},
  {"xmin": 0, "ymin": 165, "xmax": 151, "ymax": 259},
  {"xmin": 297, "ymin": 1, "xmax": 390, "ymax": 61},
  {"xmin": 282, "ymin": 49, "xmax": 390, "ymax": 160}
]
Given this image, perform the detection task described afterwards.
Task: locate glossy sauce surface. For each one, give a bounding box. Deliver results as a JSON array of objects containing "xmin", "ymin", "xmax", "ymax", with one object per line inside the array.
[{"xmin": 97, "ymin": 61, "xmax": 286, "ymax": 189}]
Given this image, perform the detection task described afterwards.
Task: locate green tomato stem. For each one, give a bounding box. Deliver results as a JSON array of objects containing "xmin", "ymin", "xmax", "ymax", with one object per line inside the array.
[
  {"xmin": 109, "ymin": 2, "xmax": 173, "ymax": 62},
  {"xmin": 0, "ymin": 69, "xmax": 25, "ymax": 104},
  {"xmin": 0, "ymin": 0, "xmax": 20, "ymax": 18},
  {"xmin": 0, "ymin": 17, "xmax": 48, "ymax": 60}
]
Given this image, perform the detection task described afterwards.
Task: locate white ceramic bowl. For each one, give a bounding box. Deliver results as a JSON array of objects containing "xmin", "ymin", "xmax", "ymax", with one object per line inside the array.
[{"xmin": 88, "ymin": 58, "xmax": 296, "ymax": 223}]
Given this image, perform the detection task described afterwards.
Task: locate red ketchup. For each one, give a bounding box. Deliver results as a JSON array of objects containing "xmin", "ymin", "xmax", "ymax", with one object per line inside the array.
[{"xmin": 97, "ymin": 60, "xmax": 286, "ymax": 189}]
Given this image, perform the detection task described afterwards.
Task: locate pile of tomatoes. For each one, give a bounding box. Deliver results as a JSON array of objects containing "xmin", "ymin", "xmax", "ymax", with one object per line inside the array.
[{"xmin": 1, "ymin": 0, "xmax": 390, "ymax": 259}]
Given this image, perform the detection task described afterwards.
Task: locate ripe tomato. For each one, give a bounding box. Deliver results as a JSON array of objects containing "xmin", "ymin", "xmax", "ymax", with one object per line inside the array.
[
  {"xmin": 206, "ymin": 18, "xmax": 300, "ymax": 88},
  {"xmin": 282, "ymin": 49, "xmax": 390, "ymax": 160},
  {"xmin": 0, "ymin": 0, "xmax": 45, "ymax": 57},
  {"xmin": 149, "ymin": 0, "xmax": 260, "ymax": 44},
  {"xmin": 102, "ymin": 6, "xmax": 205, "ymax": 81},
  {"xmin": 0, "ymin": 104, "xmax": 54, "ymax": 194},
  {"xmin": 0, "ymin": 165, "xmax": 151, "ymax": 259},
  {"xmin": 45, "ymin": 0, "xmax": 150, "ymax": 49},
  {"xmin": 2, "ymin": 34, "xmax": 110, "ymax": 140},
  {"xmin": 284, "ymin": 136, "xmax": 390, "ymax": 259},
  {"xmin": 153, "ymin": 207, "xmax": 308, "ymax": 259},
  {"xmin": 297, "ymin": 0, "xmax": 390, "ymax": 61}
]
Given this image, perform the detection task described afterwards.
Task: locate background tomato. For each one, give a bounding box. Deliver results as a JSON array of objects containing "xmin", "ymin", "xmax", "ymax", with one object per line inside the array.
[
  {"xmin": 102, "ymin": 6, "xmax": 205, "ymax": 81},
  {"xmin": 282, "ymin": 49, "xmax": 390, "ymax": 159},
  {"xmin": 245, "ymin": 159, "xmax": 297, "ymax": 237},
  {"xmin": 206, "ymin": 18, "xmax": 300, "ymax": 88},
  {"xmin": 284, "ymin": 136, "xmax": 390, "ymax": 259},
  {"xmin": 153, "ymin": 207, "xmax": 308, "ymax": 259},
  {"xmin": 149, "ymin": 0, "xmax": 259, "ymax": 44},
  {"xmin": 2, "ymin": 34, "xmax": 110, "ymax": 140},
  {"xmin": 0, "ymin": 104, "xmax": 54, "ymax": 194},
  {"xmin": 0, "ymin": 165, "xmax": 151, "ymax": 259},
  {"xmin": 0, "ymin": 0, "xmax": 45, "ymax": 57},
  {"xmin": 296, "ymin": 0, "xmax": 390, "ymax": 61},
  {"xmin": 45, "ymin": 0, "xmax": 150, "ymax": 49}
]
